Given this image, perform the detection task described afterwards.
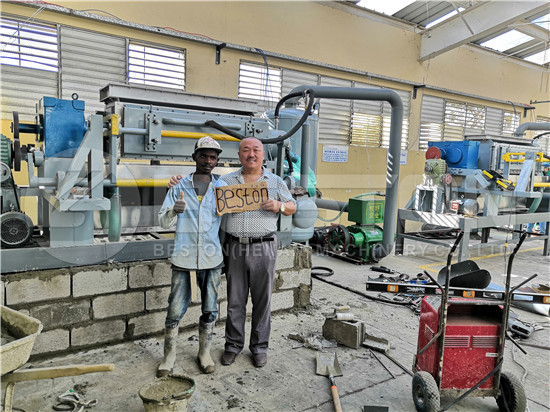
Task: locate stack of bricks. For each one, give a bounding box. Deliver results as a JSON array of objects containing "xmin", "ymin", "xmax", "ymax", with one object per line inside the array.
[{"xmin": 0, "ymin": 244, "xmax": 312, "ymax": 357}]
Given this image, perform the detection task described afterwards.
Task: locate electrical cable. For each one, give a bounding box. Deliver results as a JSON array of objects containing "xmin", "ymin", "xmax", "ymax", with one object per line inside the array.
[
  {"xmin": 511, "ymin": 344, "xmax": 528, "ymax": 384},
  {"xmin": 254, "ymin": 48, "xmax": 272, "ymax": 111}
]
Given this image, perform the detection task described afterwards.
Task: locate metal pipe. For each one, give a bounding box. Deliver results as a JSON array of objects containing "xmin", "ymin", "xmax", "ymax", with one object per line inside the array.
[
  {"xmin": 108, "ymin": 187, "xmax": 121, "ymax": 242},
  {"xmin": 160, "ymin": 131, "xmax": 240, "ymax": 142},
  {"xmin": 300, "ymin": 122, "xmax": 311, "ymax": 193},
  {"xmin": 315, "ymin": 198, "xmax": 348, "ymax": 212},
  {"xmin": 115, "ymin": 179, "xmax": 170, "ymax": 187},
  {"xmin": 514, "ymin": 122, "xmax": 550, "ymax": 137},
  {"xmin": 289, "ymin": 86, "xmax": 403, "ymax": 259},
  {"xmin": 162, "ymin": 117, "xmax": 244, "ymax": 130},
  {"xmin": 118, "ymin": 127, "xmax": 147, "ymax": 135}
]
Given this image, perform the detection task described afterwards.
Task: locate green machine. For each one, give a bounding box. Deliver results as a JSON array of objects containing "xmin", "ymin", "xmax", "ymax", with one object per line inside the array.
[{"xmin": 327, "ymin": 195, "xmax": 385, "ymax": 263}]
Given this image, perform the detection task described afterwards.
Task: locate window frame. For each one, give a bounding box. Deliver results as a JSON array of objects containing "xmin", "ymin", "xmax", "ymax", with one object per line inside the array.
[
  {"xmin": 127, "ymin": 41, "xmax": 186, "ymax": 90},
  {"xmin": 0, "ymin": 17, "xmax": 59, "ymax": 72},
  {"xmin": 238, "ymin": 60, "xmax": 282, "ymax": 111}
]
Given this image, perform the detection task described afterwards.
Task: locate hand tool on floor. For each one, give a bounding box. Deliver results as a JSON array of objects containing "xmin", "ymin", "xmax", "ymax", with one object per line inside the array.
[
  {"xmin": 316, "ymin": 352, "xmax": 343, "ymax": 412},
  {"xmin": 54, "ymin": 389, "xmax": 98, "ymax": 411},
  {"xmin": 362, "ymin": 334, "xmax": 413, "ymax": 377}
]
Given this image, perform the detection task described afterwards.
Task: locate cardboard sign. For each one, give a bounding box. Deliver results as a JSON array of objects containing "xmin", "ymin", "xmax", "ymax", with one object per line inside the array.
[{"xmin": 215, "ymin": 181, "xmax": 269, "ymax": 215}]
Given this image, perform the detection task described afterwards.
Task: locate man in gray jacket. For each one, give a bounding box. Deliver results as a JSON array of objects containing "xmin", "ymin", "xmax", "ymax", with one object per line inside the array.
[{"xmin": 157, "ymin": 136, "xmax": 226, "ymax": 376}]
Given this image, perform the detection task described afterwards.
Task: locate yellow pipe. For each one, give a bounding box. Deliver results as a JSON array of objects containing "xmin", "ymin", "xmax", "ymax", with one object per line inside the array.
[
  {"xmin": 161, "ymin": 131, "xmax": 240, "ymax": 142},
  {"xmin": 116, "ymin": 179, "xmax": 170, "ymax": 187},
  {"xmin": 534, "ymin": 182, "xmax": 550, "ymax": 188}
]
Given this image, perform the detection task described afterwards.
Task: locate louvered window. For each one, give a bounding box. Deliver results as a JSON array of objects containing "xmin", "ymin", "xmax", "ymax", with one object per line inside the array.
[
  {"xmin": 128, "ymin": 42, "xmax": 185, "ymax": 90},
  {"xmin": 318, "ymin": 76, "xmax": 352, "ymax": 145},
  {"xmin": 281, "ymin": 69, "xmax": 410, "ymax": 147},
  {"xmin": 61, "ymin": 27, "xmax": 126, "ymax": 115},
  {"xmin": 443, "ymin": 100, "xmax": 485, "ymax": 141},
  {"xmin": 419, "ymin": 95, "xmax": 444, "ymax": 149},
  {"xmin": 350, "ymin": 83, "xmax": 410, "ymax": 149},
  {"xmin": 485, "ymin": 107, "xmax": 504, "ymax": 134},
  {"xmin": 238, "ymin": 61, "xmax": 282, "ymax": 112},
  {"xmin": 502, "ymin": 110, "xmax": 520, "ymax": 135},
  {"xmin": 419, "ymin": 96, "xmax": 517, "ymax": 148},
  {"xmin": 0, "ymin": 18, "xmax": 58, "ymax": 72}
]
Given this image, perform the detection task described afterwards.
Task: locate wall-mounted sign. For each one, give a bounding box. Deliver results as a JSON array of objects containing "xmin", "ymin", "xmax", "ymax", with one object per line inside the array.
[
  {"xmin": 400, "ymin": 150, "xmax": 408, "ymax": 165},
  {"xmin": 322, "ymin": 145, "xmax": 349, "ymax": 163},
  {"xmin": 215, "ymin": 181, "xmax": 268, "ymax": 215}
]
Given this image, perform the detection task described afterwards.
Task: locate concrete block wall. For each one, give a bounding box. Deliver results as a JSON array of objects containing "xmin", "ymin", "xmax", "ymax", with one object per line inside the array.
[{"xmin": 1, "ymin": 243, "xmax": 312, "ymax": 357}]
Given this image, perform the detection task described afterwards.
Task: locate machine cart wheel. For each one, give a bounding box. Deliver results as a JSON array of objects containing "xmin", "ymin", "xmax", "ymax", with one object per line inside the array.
[
  {"xmin": 496, "ymin": 372, "xmax": 526, "ymax": 412},
  {"xmin": 412, "ymin": 371, "xmax": 440, "ymax": 412}
]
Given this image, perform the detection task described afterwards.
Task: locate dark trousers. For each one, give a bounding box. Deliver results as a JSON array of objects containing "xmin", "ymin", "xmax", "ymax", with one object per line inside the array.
[{"xmin": 224, "ymin": 237, "xmax": 277, "ymax": 355}]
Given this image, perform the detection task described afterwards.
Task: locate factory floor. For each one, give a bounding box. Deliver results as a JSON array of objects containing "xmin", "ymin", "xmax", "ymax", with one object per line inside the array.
[{"xmin": 4, "ymin": 233, "xmax": 550, "ymax": 412}]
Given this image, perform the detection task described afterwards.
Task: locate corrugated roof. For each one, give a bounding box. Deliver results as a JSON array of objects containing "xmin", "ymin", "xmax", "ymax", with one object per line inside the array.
[{"xmin": 355, "ymin": 1, "xmax": 550, "ymax": 66}]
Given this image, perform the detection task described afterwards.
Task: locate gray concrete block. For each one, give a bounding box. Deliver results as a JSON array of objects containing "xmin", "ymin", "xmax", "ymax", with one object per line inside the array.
[
  {"xmin": 5, "ymin": 269, "xmax": 71, "ymax": 305},
  {"xmin": 146, "ymin": 287, "xmax": 170, "ymax": 311},
  {"xmin": 271, "ymin": 290, "xmax": 295, "ymax": 312},
  {"xmin": 93, "ymin": 292, "xmax": 144, "ymax": 319},
  {"xmin": 30, "ymin": 300, "xmax": 90, "ymax": 330},
  {"xmin": 294, "ymin": 243, "xmax": 312, "ymax": 269},
  {"xmin": 33, "ymin": 329, "xmax": 70, "ymax": 355},
  {"xmin": 72, "ymin": 319, "xmax": 126, "ymax": 346},
  {"xmin": 73, "ymin": 266, "xmax": 127, "ymax": 298},
  {"xmin": 152, "ymin": 262, "xmax": 172, "ymax": 286},
  {"xmin": 275, "ymin": 247, "xmax": 295, "ymax": 271},
  {"xmin": 322, "ymin": 318, "xmax": 365, "ymax": 349},
  {"xmin": 277, "ymin": 268, "xmax": 311, "ymax": 290},
  {"xmin": 128, "ymin": 264, "xmax": 154, "ymax": 288},
  {"xmin": 128, "ymin": 311, "xmax": 166, "ymax": 337}
]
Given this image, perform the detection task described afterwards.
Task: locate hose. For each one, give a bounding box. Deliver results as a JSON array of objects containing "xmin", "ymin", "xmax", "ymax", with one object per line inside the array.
[
  {"xmin": 274, "ymin": 91, "xmax": 307, "ymax": 119},
  {"xmin": 256, "ymin": 90, "xmax": 315, "ymax": 144},
  {"xmin": 285, "ymin": 146, "xmax": 294, "ymax": 174},
  {"xmin": 204, "ymin": 89, "xmax": 315, "ymax": 145},
  {"xmin": 528, "ymin": 188, "xmax": 543, "ymax": 213}
]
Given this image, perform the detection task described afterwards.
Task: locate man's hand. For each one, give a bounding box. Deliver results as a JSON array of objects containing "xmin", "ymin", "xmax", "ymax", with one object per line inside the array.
[
  {"xmin": 169, "ymin": 175, "xmax": 183, "ymax": 188},
  {"xmin": 174, "ymin": 191, "xmax": 187, "ymax": 214},
  {"xmin": 260, "ymin": 199, "xmax": 280, "ymax": 213}
]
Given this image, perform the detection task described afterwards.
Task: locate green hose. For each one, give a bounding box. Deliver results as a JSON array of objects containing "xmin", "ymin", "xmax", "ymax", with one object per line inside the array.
[{"xmin": 528, "ymin": 188, "xmax": 543, "ymax": 213}]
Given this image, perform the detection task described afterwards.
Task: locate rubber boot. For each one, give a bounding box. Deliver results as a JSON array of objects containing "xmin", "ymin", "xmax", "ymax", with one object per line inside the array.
[
  {"xmin": 157, "ymin": 326, "xmax": 178, "ymax": 377},
  {"xmin": 197, "ymin": 321, "xmax": 216, "ymax": 374}
]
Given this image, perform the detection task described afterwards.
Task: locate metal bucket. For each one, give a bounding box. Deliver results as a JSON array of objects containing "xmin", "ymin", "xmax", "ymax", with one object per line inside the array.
[{"xmin": 139, "ymin": 374, "xmax": 196, "ymax": 412}]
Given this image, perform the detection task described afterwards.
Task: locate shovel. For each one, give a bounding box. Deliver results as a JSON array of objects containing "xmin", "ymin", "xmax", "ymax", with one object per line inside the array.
[{"xmin": 316, "ymin": 352, "xmax": 343, "ymax": 412}]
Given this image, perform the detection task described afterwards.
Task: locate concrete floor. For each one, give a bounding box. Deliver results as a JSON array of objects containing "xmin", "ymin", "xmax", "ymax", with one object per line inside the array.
[{"xmin": 3, "ymin": 234, "xmax": 550, "ymax": 412}]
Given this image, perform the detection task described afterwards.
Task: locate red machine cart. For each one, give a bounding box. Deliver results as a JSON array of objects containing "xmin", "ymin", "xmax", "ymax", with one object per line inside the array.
[{"xmin": 366, "ymin": 231, "xmax": 549, "ymax": 412}]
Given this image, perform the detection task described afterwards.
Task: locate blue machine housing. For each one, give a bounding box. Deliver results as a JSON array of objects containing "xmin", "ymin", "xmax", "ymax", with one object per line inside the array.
[
  {"xmin": 428, "ymin": 141, "xmax": 480, "ymax": 169},
  {"xmin": 41, "ymin": 97, "xmax": 87, "ymax": 158}
]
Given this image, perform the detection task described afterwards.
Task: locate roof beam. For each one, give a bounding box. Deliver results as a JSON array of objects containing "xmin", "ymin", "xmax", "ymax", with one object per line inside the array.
[
  {"xmin": 419, "ymin": 1, "xmax": 549, "ymax": 61},
  {"xmin": 512, "ymin": 19, "xmax": 550, "ymax": 43}
]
